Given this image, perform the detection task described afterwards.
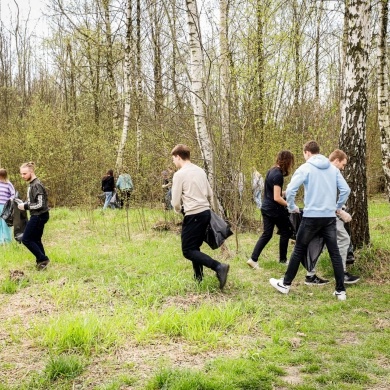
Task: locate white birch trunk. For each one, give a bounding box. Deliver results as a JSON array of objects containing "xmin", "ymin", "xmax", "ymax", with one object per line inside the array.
[
  {"xmin": 377, "ymin": 0, "xmax": 390, "ymax": 201},
  {"xmin": 185, "ymin": 0, "xmax": 214, "ymax": 178},
  {"xmin": 219, "ymin": 0, "xmax": 231, "ymax": 151},
  {"xmin": 340, "ymin": 0, "xmax": 371, "ymax": 247},
  {"xmin": 116, "ymin": 0, "xmax": 132, "ymax": 171}
]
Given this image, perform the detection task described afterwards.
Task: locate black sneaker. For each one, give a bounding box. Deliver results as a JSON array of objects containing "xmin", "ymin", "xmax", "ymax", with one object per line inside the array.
[
  {"xmin": 346, "ymin": 255, "xmax": 355, "ymax": 265},
  {"xmin": 216, "ymin": 264, "xmax": 230, "ymax": 290},
  {"xmin": 344, "ymin": 272, "xmax": 360, "ymax": 284},
  {"xmin": 304, "ymin": 275, "xmax": 329, "ymax": 285},
  {"xmin": 36, "ymin": 260, "xmax": 50, "ymax": 271}
]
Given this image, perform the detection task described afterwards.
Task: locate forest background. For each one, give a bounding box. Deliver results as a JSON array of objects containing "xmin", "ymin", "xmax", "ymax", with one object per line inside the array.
[{"xmin": 0, "ymin": 0, "xmax": 388, "ymax": 232}]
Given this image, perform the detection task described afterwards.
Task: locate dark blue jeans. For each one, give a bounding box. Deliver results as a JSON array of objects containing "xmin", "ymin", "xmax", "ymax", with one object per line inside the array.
[
  {"xmin": 284, "ymin": 217, "xmax": 345, "ymax": 292},
  {"xmin": 251, "ymin": 212, "xmax": 292, "ymax": 262},
  {"xmin": 22, "ymin": 212, "xmax": 50, "ymax": 263},
  {"xmin": 181, "ymin": 210, "xmax": 220, "ymax": 280}
]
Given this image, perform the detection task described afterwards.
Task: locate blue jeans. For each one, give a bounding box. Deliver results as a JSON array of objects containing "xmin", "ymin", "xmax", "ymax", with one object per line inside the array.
[
  {"xmin": 103, "ymin": 191, "xmax": 115, "ymax": 209},
  {"xmin": 284, "ymin": 217, "xmax": 345, "ymax": 292},
  {"xmin": 22, "ymin": 212, "xmax": 50, "ymax": 262},
  {"xmin": 181, "ymin": 210, "xmax": 220, "ymax": 280},
  {"xmin": 0, "ymin": 204, "xmax": 12, "ymax": 243}
]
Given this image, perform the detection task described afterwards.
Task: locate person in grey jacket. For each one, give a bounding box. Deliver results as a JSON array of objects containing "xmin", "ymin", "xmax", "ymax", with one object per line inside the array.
[{"xmin": 18, "ymin": 162, "xmax": 50, "ymax": 270}]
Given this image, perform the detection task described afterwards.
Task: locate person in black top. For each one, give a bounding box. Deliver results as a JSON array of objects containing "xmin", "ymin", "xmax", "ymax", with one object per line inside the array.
[
  {"xmin": 247, "ymin": 150, "xmax": 295, "ymax": 269},
  {"xmin": 101, "ymin": 169, "xmax": 115, "ymax": 210},
  {"xmin": 18, "ymin": 162, "xmax": 50, "ymax": 270}
]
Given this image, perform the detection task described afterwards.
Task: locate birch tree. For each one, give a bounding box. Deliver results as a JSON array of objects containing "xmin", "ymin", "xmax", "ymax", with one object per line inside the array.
[
  {"xmin": 116, "ymin": 0, "xmax": 132, "ymax": 171},
  {"xmin": 219, "ymin": 0, "xmax": 231, "ymax": 153},
  {"xmin": 340, "ymin": 0, "xmax": 371, "ymax": 247},
  {"xmin": 377, "ymin": 0, "xmax": 390, "ymax": 201},
  {"xmin": 185, "ymin": 0, "xmax": 216, "ymax": 201}
]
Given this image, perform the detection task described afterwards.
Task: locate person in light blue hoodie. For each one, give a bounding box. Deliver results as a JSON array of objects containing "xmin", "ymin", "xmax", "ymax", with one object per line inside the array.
[{"xmin": 269, "ymin": 140, "xmax": 351, "ymax": 301}]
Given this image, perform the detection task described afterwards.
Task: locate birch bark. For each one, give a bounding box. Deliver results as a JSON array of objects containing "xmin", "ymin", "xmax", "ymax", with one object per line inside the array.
[
  {"xmin": 116, "ymin": 0, "xmax": 132, "ymax": 171},
  {"xmin": 185, "ymin": 0, "xmax": 216, "ymax": 199},
  {"xmin": 340, "ymin": 0, "xmax": 371, "ymax": 247},
  {"xmin": 377, "ymin": 0, "xmax": 390, "ymax": 201}
]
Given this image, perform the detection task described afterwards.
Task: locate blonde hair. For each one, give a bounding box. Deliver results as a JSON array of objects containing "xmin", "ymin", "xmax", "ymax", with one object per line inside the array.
[
  {"xmin": 329, "ymin": 149, "xmax": 347, "ymax": 162},
  {"xmin": 0, "ymin": 168, "xmax": 8, "ymax": 181},
  {"xmin": 20, "ymin": 161, "xmax": 35, "ymax": 171}
]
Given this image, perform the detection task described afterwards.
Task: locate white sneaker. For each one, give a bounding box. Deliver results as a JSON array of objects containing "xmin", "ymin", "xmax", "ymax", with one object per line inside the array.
[
  {"xmin": 247, "ymin": 258, "xmax": 260, "ymax": 270},
  {"xmin": 269, "ymin": 278, "xmax": 290, "ymax": 294},
  {"xmin": 333, "ymin": 291, "xmax": 347, "ymax": 301}
]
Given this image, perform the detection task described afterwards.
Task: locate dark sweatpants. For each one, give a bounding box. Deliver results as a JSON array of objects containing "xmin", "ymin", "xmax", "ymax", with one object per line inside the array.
[{"xmin": 181, "ymin": 209, "xmax": 220, "ymax": 280}]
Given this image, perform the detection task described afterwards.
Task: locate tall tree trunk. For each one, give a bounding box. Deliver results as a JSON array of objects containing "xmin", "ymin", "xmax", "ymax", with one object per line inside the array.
[
  {"xmin": 314, "ymin": 0, "xmax": 324, "ymax": 102},
  {"xmin": 149, "ymin": 0, "xmax": 163, "ymax": 122},
  {"xmin": 340, "ymin": 0, "xmax": 371, "ymax": 247},
  {"xmin": 219, "ymin": 0, "xmax": 231, "ymax": 153},
  {"xmin": 256, "ymin": 0, "xmax": 265, "ymax": 131},
  {"xmin": 185, "ymin": 0, "xmax": 216, "ymax": 199},
  {"xmin": 116, "ymin": 0, "xmax": 132, "ymax": 171},
  {"xmin": 377, "ymin": 0, "xmax": 390, "ymax": 201},
  {"xmin": 135, "ymin": 0, "xmax": 142, "ymax": 170},
  {"xmin": 292, "ymin": 0, "xmax": 301, "ymax": 107},
  {"xmin": 101, "ymin": 0, "xmax": 120, "ymax": 135}
]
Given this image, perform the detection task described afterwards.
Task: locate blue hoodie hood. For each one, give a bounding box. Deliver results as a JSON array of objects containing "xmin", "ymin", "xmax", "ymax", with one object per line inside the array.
[{"xmin": 307, "ymin": 154, "xmax": 331, "ymax": 170}]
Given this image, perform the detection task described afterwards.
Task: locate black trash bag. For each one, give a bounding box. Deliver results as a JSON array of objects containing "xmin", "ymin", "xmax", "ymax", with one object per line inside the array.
[
  {"xmin": 13, "ymin": 198, "xmax": 28, "ymax": 243},
  {"xmin": 204, "ymin": 211, "xmax": 233, "ymax": 250},
  {"xmin": 289, "ymin": 212, "xmax": 325, "ymax": 272},
  {"xmin": 0, "ymin": 199, "xmax": 14, "ymax": 227}
]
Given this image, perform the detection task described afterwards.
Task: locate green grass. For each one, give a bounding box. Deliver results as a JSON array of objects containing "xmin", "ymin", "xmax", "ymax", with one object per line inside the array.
[{"xmin": 0, "ymin": 198, "xmax": 389, "ymax": 389}]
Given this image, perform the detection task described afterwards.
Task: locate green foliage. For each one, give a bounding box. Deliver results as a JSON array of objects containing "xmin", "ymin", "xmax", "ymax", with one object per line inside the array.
[
  {"xmin": 32, "ymin": 312, "xmax": 120, "ymax": 355},
  {"xmin": 0, "ymin": 275, "xmax": 29, "ymax": 294},
  {"xmin": 146, "ymin": 358, "xmax": 277, "ymax": 390},
  {"xmin": 45, "ymin": 354, "xmax": 84, "ymax": 381}
]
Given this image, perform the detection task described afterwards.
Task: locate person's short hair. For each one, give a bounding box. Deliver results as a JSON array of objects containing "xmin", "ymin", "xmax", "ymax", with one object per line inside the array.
[
  {"xmin": 20, "ymin": 161, "xmax": 35, "ymax": 171},
  {"xmin": 275, "ymin": 150, "xmax": 295, "ymax": 176},
  {"xmin": 171, "ymin": 144, "xmax": 190, "ymax": 160},
  {"xmin": 329, "ymin": 149, "xmax": 347, "ymax": 162},
  {"xmin": 303, "ymin": 140, "xmax": 320, "ymax": 154},
  {"xmin": 0, "ymin": 168, "xmax": 8, "ymax": 180}
]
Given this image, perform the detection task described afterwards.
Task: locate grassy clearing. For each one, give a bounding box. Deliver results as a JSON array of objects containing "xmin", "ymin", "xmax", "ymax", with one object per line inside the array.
[{"xmin": 0, "ymin": 198, "xmax": 389, "ymax": 389}]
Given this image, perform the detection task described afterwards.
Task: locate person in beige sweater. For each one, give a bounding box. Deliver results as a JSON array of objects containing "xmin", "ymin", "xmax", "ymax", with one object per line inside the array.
[{"xmin": 171, "ymin": 144, "xmax": 230, "ymax": 289}]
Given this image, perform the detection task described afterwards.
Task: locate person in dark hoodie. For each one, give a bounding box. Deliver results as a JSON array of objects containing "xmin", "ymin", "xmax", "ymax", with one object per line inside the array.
[
  {"xmin": 269, "ymin": 141, "xmax": 350, "ymax": 301},
  {"xmin": 101, "ymin": 169, "xmax": 115, "ymax": 210},
  {"xmin": 18, "ymin": 162, "xmax": 50, "ymax": 270}
]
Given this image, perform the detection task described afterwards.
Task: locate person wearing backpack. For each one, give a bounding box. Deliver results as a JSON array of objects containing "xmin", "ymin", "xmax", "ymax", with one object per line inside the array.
[
  {"xmin": 0, "ymin": 168, "xmax": 16, "ymax": 244},
  {"xmin": 116, "ymin": 168, "xmax": 133, "ymax": 209}
]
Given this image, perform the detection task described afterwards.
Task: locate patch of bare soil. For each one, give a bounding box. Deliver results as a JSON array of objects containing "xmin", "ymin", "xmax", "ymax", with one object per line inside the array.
[
  {"xmin": 0, "ymin": 288, "xmax": 58, "ymax": 386},
  {"xmin": 152, "ymin": 221, "xmax": 182, "ymax": 233},
  {"xmin": 282, "ymin": 365, "xmax": 303, "ymax": 386},
  {"xmin": 162, "ymin": 292, "xmax": 231, "ymax": 310}
]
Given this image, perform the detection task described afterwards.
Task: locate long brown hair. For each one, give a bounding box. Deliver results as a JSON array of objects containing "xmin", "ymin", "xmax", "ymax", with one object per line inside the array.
[{"xmin": 275, "ymin": 150, "xmax": 295, "ymax": 176}]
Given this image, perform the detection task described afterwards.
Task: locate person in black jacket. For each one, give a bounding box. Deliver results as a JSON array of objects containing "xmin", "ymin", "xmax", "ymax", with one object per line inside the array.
[
  {"xmin": 18, "ymin": 162, "xmax": 50, "ymax": 270},
  {"xmin": 101, "ymin": 169, "xmax": 115, "ymax": 210}
]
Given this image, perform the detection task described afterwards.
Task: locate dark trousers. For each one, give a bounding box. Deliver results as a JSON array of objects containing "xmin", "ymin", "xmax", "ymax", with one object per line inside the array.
[
  {"xmin": 22, "ymin": 211, "xmax": 50, "ymax": 263},
  {"xmin": 118, "ymin": 190, "xmax": 132, "ymax": 209},
  {"xmin": 284, "ymin": 217, "xmax": 345, "ymax": 291},
  {"xmin": 181, "ymin": 210, "xmax": 220, "ymax": 280},
  {"xmin": 251, "ymin": 212, "xmax": 292, "ymax": 262}
]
